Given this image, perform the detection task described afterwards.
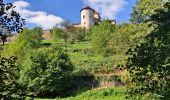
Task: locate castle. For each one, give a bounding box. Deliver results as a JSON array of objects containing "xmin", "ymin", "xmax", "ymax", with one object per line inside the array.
[
  {"xmin": 73, "ymin": 6, "xmax": 116, "ymax": 29},
  {"xmin": 41, "ymin": 6, "xmax": 116, "ymax": 40}
]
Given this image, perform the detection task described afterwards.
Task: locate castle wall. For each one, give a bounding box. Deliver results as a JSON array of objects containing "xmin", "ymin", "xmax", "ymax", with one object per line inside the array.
[
  {"xmin": 73, "ymin": 24, "xmax": 82, "ymax": 28},
  {"xmin": 94, "ymin": 13, "xmax": 100, "ymax": 20}
]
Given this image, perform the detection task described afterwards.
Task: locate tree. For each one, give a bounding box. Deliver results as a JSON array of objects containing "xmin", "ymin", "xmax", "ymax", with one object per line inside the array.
[
  {"xmin": 16, "ymin": 27, "xmax": 42, "ymax": 48},
  {"xmin": 1, "ymin": 28, "xmax": 43, "ymax": 65},
  {"xmin": 107, "ymin": 23, "xmax": 148, "ymax": 65},
  {"xmin": 60, "ymin": 20, "xmax": 72, "ymax": 42},
  {"xmin": 66, "ymin": 26, "xmax": 86, "ymax": 42},
  {"xmin": 126, "ymin": 2, "xmax": 170, "ymax": 99},
  {"xmin": 130, "ymin": 0, "xmax": 164, "ymax": 23},
  {"xmin": 52, "ymin": 27, "xmax": 64, "ymax": 42},
  {"xmin": 55, "ymin": 20, "xmax": 87, "ymax": 43},
  {"xmin": 19, "ymin": 46, "xmax": 74, "ymax": 98},
  {"xmin": 90, "ymin": 20, "xmax": 114, "ymax": 56},
  {"xmin": 0, "ymin": 57, "xmax": 24, "ymax": 99},
  {"xmin": 0, "ymin": 0, "xmax": 25, "ymax": 45}
]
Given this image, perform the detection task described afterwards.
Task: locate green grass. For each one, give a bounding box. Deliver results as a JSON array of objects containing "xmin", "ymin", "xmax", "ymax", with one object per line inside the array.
[
  {"xmin": 35, "ymin": 87, "xmax": 126, "ymax": 100},
  {"xmin": 42, "ymin": 40, "xmax": 57, "ymax": 44},
  {"xmin": 67, "ymin": 41, "xmax": 92, "ymax": 49},
  {"xmin": 42, "ymin": 39, "xmax": 65, "ymax": 44},
  {"xmin": 34, "ymin": 87, "xmax": 160, "ymax": 100},
  {"xmin": 42, "ymin": 40, "xmax": 117, "ymax": 74},
  {"xmin": 41, "ymin": 40, "xmax": 122, "ymax": 74}
]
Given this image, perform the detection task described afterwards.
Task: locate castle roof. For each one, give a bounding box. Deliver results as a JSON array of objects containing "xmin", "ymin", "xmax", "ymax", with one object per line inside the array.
[{"xmin": 80, "ymin": 6, "xmax": 95, "ymax": 12}]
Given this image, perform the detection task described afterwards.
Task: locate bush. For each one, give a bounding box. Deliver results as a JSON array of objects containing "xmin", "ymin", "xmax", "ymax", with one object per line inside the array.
[
  {"xmin": 66, "ymin": 27, "xmax": 87, "ymax": 42},
  {"xmin": 0, "ymin": 57, "xmax": 24, "ymax": 99},
  {"xmin": 90, "ymin": 20, "xmax": 115, "ymax": 56},
  {"xmin": 1, "ymin": 28, "xmax": 43, "ymax": 65},
  {"xmin": 19, "ymin": 46, "xmax": 74, "ymax": 98}
]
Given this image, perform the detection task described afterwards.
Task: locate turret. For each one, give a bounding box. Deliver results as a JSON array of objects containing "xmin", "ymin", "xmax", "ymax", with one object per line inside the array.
[{"xmin": 80, "ymin": 6, "xmax": 95, "ymax": 29}]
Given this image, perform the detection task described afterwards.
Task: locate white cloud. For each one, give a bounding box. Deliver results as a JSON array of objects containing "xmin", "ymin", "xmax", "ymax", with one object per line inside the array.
[
  {"xmin": 83, "ymin": 0, "xmax": 128, "ymax": 19},
  {"xmin": 13, "ymin": 1, "xmax": 64, "ymax": 29}
]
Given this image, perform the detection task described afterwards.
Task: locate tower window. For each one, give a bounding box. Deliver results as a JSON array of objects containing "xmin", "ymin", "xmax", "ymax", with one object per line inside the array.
[
  {"xmin": 83, "ymin": 15, "xmax": 85, "ymax": 19},
  {"xmin": 84, "ymin": 22, "xmax": 86, "ymax": 25}
]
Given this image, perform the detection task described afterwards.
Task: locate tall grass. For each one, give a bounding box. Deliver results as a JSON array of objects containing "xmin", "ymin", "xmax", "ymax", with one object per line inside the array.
[{"xmin": 35, "ymin": 87, "xmax": 126, "ymax": 100}]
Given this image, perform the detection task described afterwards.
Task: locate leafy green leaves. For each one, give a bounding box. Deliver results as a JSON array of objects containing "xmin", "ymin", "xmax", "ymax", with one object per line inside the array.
[
  {"xmin": 127, "ymin": 2, "xmax": 170, "ymax": 99},
  {"xmin": 130, "ymin": 0, "xmax": 164, "ymax": 23},
  {"xmin": 0, "ymin": 0, "xmax": 25, "ymax": 45},
  {"xmin": 19, "ymin": 46, "xmax": 74, "ymax": 98},
  {"xmin": 0, "ymin": 56, "xmax": 24, "ymax": 99},
  {"xmin": 90, "ymin": 20, "xmax": 115, "ymax": 56}
]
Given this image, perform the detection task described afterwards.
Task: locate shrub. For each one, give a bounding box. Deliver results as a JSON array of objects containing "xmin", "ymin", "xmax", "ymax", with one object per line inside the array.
[
  {"xmin": 1, "ymin": 28, "xmax": 43, "ymax": 65},
  {"xmin": 0, "ymin": 57, "xmax": 24, "ymax": 99},
  {"xmin": 90, "ymin": 20, "xmax": 115, "ymax": 56},
  {"xmin": 19, "ymin": 46, "xmax": 74, "ymax": 98}
]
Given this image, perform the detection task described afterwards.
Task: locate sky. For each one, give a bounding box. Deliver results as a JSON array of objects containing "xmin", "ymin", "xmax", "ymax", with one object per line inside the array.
[{"xmin": 4, "ymin": 0, "xmax": 136, "ymax": 29}]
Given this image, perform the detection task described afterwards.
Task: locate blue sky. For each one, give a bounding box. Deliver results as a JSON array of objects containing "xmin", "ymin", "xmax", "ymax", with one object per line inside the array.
[{"xmin": 5, "ymin": 0, "xmax": 136, "ymax": 29}]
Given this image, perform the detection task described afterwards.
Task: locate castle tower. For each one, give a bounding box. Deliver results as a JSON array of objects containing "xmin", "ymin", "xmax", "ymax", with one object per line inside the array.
[
  {"xmin": 94, "ymin": 10, "xmax": 101, "ymax": 25},
  {"xmin": 80, "ymin": 6, "xmax": 95, "ymax": 29}
]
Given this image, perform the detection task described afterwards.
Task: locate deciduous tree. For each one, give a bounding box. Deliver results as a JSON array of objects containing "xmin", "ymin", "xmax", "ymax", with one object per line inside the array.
[
  {"xmin": 127, "ymin": 2, "xmax": 170, "ymax": 99},
  {"xmin": 19, "ymin": 46, "xmax": 74, "ymax": 98},
  {"xmin": 0, "ymin": 57, "xmax": 24, "ymax": 99},
  {"xmin": 0, "ymin": 0, "xmax": 25, "ymax": 45},
  {"xmin": 90, "ymin": 20, "xmax": 114, "ymax": 56},
  {"xmin": 130, "ymin": 0, "xmax": 164, "ymax": 23}
]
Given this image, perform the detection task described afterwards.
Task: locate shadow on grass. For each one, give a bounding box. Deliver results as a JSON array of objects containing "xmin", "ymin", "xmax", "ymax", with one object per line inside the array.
[{"xmin": 57, "ymin": 70, "xmax": 100, "ymax": 98}]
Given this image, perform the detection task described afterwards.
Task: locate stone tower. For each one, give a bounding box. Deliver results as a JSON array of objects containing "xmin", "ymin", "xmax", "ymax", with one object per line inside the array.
[
  {"xmin": 73, "ymin": 6, "xmax": 114, "ymax": 29},
  {"xmin": 80, "ymin": 6, "xmax": 95, "ymax": 29}
]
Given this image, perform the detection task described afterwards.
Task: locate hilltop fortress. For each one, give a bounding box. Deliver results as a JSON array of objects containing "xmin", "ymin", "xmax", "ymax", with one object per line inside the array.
[
  {"xmin": 3, "ymin": 6, "xmax": 116, "ymax": 43},
  {"xmin": 73, "ymin": 6, "xmax": 116, "ymax": 29},
  {"xmin": 41, "ymin": 6, "xmax": 116, "ymax": 40}
]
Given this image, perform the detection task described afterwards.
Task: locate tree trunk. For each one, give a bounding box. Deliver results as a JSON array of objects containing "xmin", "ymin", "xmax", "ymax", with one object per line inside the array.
[
  {"xmin": 2, "ymin": 40, "xmax": 5, "ymax": 45},
  {"xmin": 1, "ymin": 35, "xmax": 7, "ymax": 45}
]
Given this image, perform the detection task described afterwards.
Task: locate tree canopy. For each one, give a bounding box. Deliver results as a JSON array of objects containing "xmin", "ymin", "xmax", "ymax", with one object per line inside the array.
[
  {"xmin": 90, "ymin": 20, "xmax": 115, "ymax": 56},
  {"xmin": 130, "ymin": 0, "xmax": 164, "ymax": 23},
  {"xmin": 1, "ymin": 28, "xmax": 43, "ymax": 66},
  {"xmin": 0, "ymin": 0, "xmax": 25, "ymax": 45},
  {"xmin": 19, "ymin": 46, "xmax": 74, "ymax": 98},
  {"xmin": 126, "ymin": 2, "xmax": 170, "ymax": 99},
  {"xmin": 0, "ymin": 57, "xmax": 24, "ymax": 99}
]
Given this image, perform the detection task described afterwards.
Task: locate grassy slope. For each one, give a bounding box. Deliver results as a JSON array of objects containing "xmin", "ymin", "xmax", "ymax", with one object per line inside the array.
[
  {"xmin": 33, "ymin": 40, "xmax": 158, "ymax": 100},
  {"xmin": 35, "ymin": 87, "xmax": 126, "ymax": 100},
  {"xmin": 38, "ymin": 40, "xmax": 126, "ymax": 100},
  {"xmin": 42, "ymin": 40, "xmax": 117, "ymax": 74}
]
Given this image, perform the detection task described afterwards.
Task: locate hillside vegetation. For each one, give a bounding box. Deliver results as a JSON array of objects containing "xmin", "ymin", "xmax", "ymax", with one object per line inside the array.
[
  {"xmin": 35, "ymin": 87, "xmax": 126, "ymax": 100},
  {"xmin": 0, "ymin": 0, "xmax": 170, "ymax": 100}
]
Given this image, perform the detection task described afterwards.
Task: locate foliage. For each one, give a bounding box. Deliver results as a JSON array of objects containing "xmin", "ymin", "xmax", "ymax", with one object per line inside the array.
[
  {"xmin": 0, "ymin": 57, "xmax": 24, "ymax": 99},
  {"xmin": 66, "ymin": 26, "xmax": 86, "ymax": 42},
  {"xmin": 16, "ymin": 27, "xmax": 42, "ymax": 48},
  {"xmin": 59, "ymin": 20, "xmax": 72, "ymax": 42},
  {"xmin": 52, "ymin": 27, "xmax": 64, "ymax": 41},
  {"xmin": 35, "ymin": 87, "xmax": 127, "ymax": 100},
  {"xmin": 108, "ymin": 23, "xmax": 151, "ymax": 65},
  {"xmin": 19, "ymin": 46, "xmax": 74, "ymax": 98},
  {"xmin": 130, "ymin": 0, "xmax": 164, "ymax": 23},
  {"xmin": 73, "ymin": 57, "xmax": 115, "ymax": 74},
  {"xmin": 0, "ymin": 0, "xmax": 25, "ymax": 45},
  {"xmin": 120, "ymin": 70, "xmax": 131, "ymax": 85},
  {"xmin": 126, "ymin": 2, "xmax": 170, "ymax": 99},
  {"xmin": 1, "ymin": 28, "xmax": 43, "ymax": 65},
  {"xmin": 90, "ymin": 20, "xmax": 114, "ymax": 56}
]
